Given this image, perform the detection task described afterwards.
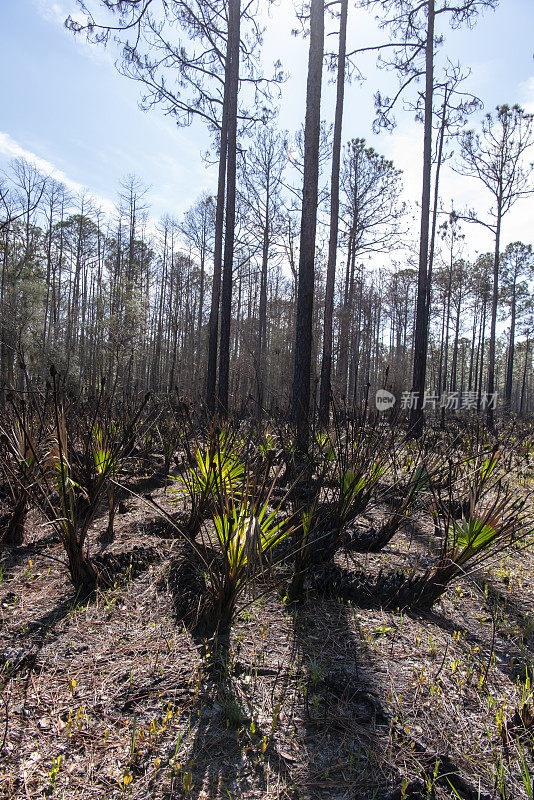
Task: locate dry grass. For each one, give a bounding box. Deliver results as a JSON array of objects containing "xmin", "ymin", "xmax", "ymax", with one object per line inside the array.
[{"xmin": 1, "ymin": 466, "xmax": 533, "ymax": 800}]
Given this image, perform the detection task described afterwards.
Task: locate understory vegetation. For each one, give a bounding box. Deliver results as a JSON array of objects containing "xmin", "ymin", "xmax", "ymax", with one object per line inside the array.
[{"xmin": 1, "ymin": 383, "xmax": 533, "ymax": 799}]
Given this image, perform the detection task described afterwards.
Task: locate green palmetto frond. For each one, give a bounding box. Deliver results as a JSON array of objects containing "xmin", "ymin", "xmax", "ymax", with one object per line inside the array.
[
  {"xmin": 51, "ymin": 457, "xmax": 82, "ymax": 494},
  {"xmin": 339, "ymin": 461, "xmax": 385, "ymax": 516},
  {"xmin": 452, "ymin": 517, "xmax": 497, "ymax": 559},
  {"xmin": 207, "ymin": 479, "xmax": 293, "ymax": 632},
  {"xmin": 408, "ymin": 464, "xmax": 430, "ymax": 496},
  {"xmin": 93, "ymin": 426, "xmax": 116, "ymax": 477},
  {"xmin": 447, "ymin": 493, "xmax": 523, "ymax": 567},
  {"xmin": 213, "ymin": 500, "xmax": 288, "ymax": 585},
  {"xmin": 174, "ymin": 440, "xmax": 245, "ymax": 503},
  {"xmin": 94, "ymin": 447, "xmax": 114, "ymax": 475},
  {"xmin": 479, "ymin": 452, "xmax": 499, "ymax": 482},
  {"xmin": 399, "ymin": 462, "xmax": 433, "ymax": 515},
  {"xmin": 315, "ymin": 431, "xmax": 336, "ymax": 463},
  {"xmin": 197, "ymin": 449, "xmax": 244, "ymax": 494}
]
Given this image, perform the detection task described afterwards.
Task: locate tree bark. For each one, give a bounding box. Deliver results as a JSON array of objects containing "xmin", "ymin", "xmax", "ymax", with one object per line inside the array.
[
  {"xmin": 520, "ymin": 335, "xmax": 530, "ymax": 415},
  {"xmin": 255, "ymin": 211, "xmax": 269, "ymax": 418},
  {"xmin": 409, "ymin": 0, "xmax": 435, "ymax": 437},
  {"xmin": 217, "ymin": 0, "xmax": 241, "ymax": 416},
  {"xmin": 292, "ymin": 0, "xmax": 324, "ymax": 455},
  {"xmin": 205, "ymin": 34, "xmax": 231, "ymax": 414},
  {"xmin": 3, "ymin": 495, "xmax": 27, "ymax": 547},
  {"xmin": 318, "ymin": 0, "xmax": 347, "ymax": 426},
  {"xmin": 504, "ymin": 274, "xmax": 516, "ymax": 410},
  {"xmin": 486, "ymin": 203, "xmax": 502, "ymax": 429}
]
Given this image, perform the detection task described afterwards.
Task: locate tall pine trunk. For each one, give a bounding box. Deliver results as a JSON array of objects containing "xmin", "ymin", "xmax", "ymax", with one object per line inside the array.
[
  {"xmin": 292, "ymin": 0, "xmax": 324, "ymax": 455},
  {"xmin": 409, "ymin": 0, "xmax": 435, "ymax": 437},
  {"xmin": 504, "ymin": 275, "xmax": 517, "ymax": 410},
  {"xmin": 255, "ymin": 210, "xmax": 270, "ymax": 418},
  {"xmin": 205, "ymin": 38, "xmax": 231, "ymax": 414},
  {"xmin": 318, "ymin": 0, "xmax": 347, "ymax": 426},
  {"xmin": 487, "ymin": 203, "xmax": 502, "ymax": 429},
  {"xmin": 217, "ymin": 0, "xmax": 241, "ymax": 416},
  {"xmin": 520, "ymin": 335, "xmax": 530, "ymax": 415}
]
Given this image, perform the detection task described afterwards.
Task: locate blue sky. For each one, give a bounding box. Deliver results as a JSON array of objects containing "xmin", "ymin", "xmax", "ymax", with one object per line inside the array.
[{"xmin": 1, "ymin": 0, "xmax": 533, "ymax": 257}]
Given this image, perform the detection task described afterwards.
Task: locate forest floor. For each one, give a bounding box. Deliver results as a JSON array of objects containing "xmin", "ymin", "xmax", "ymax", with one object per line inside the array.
[{"xmin": 1, "ymin": 469, "xmax": 534, "ymax": 800}]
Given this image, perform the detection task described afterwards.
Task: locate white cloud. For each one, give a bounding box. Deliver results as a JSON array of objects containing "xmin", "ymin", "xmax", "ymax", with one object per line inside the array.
[
  {"xmin": 33, "ymin": 0, "xmax": 116, "ymax": 69},
  {"xmin": 34, "ymin": 0, "xmax": 70, "ymax": 26},
  {"xmin": 0, "ymin": 131, "xmax": 116, "ymax": 215}
]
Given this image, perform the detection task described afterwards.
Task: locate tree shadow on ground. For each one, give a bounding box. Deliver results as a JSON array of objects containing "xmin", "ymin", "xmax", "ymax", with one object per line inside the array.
[
  {"xmin": 290, "ymin": 585, "xmax": 499, "ymax": 800},
  {"xmin": 165, "ymin": 543, "xmax": 388, "ymax": 799},
  {"xmin": 422, "ymin": 600, "xmax": 533, "ymax": 684},
  {"xmin": 311, "ymin": 554, "xmax": 532, "ymax": 687},
  {"xmin": 0, "ymin": 588, "xmax": 84, "ymax": 789},
  {"xmin": 139, "ymin": 618, "xmax": 297, "ymax": 800},
  {"xmin": 169, "ymin": 642, "xmax": 275, "ymax": 799},
  {"xmin": 0, "ymin": 530, "xmax": 59, "ymax": 574},
  {"xmin": 380, "ymin": 515, "xmax": 534, "ymax": 659},
  {"xmin": 287, "ymin": 596, "xmax": 394, "ymax": 799},
  {"xmin": 164, "ymin": 549, "xmax": 291, "ymax": 798},
  {"xmin": 160, "ymin": 597, "xmax": 396, "ymax": 800},
  {"xmin": 483, "ymin": 579, "xmax": 534, "ymax": 642}
]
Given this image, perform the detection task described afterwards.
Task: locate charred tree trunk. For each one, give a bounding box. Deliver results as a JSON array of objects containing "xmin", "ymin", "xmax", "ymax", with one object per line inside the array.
[
  {"xmin": 255, "ymin": 214, "xmax": 269, "ymax": 418},
  {"xmin": 292, "ymin": 0, "xmax": 324, "ymax": 456},
  {"xmin": 318, "ymin": 0, "xmax": 347, "ymax": 426},
  {"xmin": 409, "ymin": 0, "xmax": 435, "ymax": 437},
  {"xmin": 217, "ymin": 0, "xmax": 241, "ymax": 416},
  {"xmin": 63, "ymin": 526, "xmax": 99, "ymax": 593},
  {"xmin": 205, "ymin": 38, "xmax": 231, "ymax": 414},
  {"xmin": 3, "ymin": 495, "xmax": 27, "ymax": 547},
  {"xmin": 504, "ymin": 274, "xmax": 517, "ymax": 410},
  {"xmin": 487, "ymin": 203, "xmax": 502, "ymax": 429}
]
